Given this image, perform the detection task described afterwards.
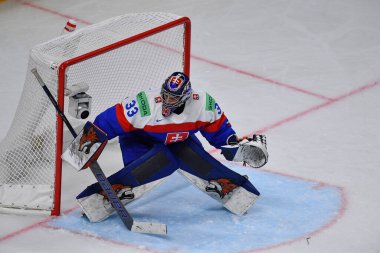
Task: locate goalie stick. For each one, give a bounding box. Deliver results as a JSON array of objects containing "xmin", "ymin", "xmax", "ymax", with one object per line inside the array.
[{"xmin": 31, "ymin": 68, "xmax": 167, "ymax": 235}]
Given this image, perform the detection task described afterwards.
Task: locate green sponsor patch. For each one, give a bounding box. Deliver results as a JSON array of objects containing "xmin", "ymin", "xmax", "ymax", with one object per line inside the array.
[
  {"xmin": 136, "ymin": 91, "xmax": 151, "ymax": 117},
  {"xmin": 205, "ymin": 93, "xmax": 215, "ymax": 111}
]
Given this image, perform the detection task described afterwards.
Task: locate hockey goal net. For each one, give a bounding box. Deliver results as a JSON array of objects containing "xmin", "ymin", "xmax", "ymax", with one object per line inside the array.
[{"xmin": 0, "ymin": 13, "xmax": 191, "ymax": 215}]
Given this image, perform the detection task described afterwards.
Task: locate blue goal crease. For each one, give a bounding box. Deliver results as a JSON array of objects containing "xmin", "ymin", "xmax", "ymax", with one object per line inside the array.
[{"xmin": 49, "ymin": 164, "xmax": 343, "ymax": 253}]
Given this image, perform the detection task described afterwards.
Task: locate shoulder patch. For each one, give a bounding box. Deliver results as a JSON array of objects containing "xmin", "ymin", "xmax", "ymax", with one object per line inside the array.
[
  {"xmin": 136, "ymin": 91, "xmax": 151, "ymax": 117},
  {"xmin": 205, "ymin": 93, "xmax": 215, "ymax": 111},
  {"xmin": 155, "ymin": 96, "xmax": 162, "ymax": 103}
]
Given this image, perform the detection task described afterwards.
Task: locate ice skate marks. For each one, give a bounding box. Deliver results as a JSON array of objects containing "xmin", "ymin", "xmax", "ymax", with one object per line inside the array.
[{"xmin": 49, "ymin": 164, "xmax": 343, "ymax": 253}]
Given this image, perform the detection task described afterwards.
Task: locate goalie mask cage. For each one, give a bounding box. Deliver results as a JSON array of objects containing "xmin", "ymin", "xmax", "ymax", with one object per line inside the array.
[{"xmin": 0, "ymin": 13, "xmax": 191, "ymax": 215}]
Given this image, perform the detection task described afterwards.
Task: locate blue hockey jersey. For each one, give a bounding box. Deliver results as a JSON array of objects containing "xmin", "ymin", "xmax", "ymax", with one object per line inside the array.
[{"xmin": 93, "ymin": 88, "xmax": 236, "ymax": 165}]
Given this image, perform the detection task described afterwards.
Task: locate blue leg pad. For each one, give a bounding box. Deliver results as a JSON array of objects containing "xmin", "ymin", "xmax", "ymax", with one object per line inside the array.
[
  {"xmin": 169, "ymin": 137, "xmax": 260, "ymax": 196},
  {"xmin": 77, "ymin": 144, "xmax": 179, "ymax": 199}
]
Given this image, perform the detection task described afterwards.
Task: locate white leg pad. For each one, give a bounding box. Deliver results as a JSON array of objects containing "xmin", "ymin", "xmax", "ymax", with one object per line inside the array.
[
  {"xmin": 78, "ymin": 178, "xmax": 167, "ymax": 222},
  {"xmin": 177, "ymin": 169, "xmax": 259, "ymax": 215},
  {"xmin": 223, "ymin": 186, "xmax": 259, "ymax": 216},
  {"xmin": 78, "ymin": 193, "xmax": 112, "ymax": 222},
  {"xmin": 177, "ymin": 169, "xmax": 221, "ymax": 202}
]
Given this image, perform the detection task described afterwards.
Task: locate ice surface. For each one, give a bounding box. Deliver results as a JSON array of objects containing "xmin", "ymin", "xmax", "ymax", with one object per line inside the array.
[
  {"xmin": 1, "ymin": 0, "xmax": 380, "ymax": 253},
  {"xmin": 47, "ymin": 167, "xmax": 343, "ymax": 253}
]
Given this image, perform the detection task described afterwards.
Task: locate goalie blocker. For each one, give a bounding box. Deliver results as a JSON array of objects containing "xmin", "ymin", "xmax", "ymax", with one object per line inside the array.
[
  {"xmin": 71, "ymin": 133, "xmax": 261, "ymax": 222},
  {"xmin": 62, "ymin": 121, "xmax": 108, "ymax": 171}
]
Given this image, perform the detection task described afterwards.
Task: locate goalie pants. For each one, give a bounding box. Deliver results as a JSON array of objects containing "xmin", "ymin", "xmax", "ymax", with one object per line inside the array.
[{"xmin": 76, "ymin": 136, "xmax": 260, "ymax": 201}]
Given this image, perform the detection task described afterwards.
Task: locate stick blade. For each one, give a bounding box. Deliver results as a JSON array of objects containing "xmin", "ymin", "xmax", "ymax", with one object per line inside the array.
[{"xmin": 131, "ymin": 221, "xmax": 167, "ymax": 235}]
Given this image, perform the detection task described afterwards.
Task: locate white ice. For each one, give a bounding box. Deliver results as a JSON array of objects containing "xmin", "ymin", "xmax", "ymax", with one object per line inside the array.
[{"xmin": 1, "ymin": 0, "xmax": 380, "ymax": 253}]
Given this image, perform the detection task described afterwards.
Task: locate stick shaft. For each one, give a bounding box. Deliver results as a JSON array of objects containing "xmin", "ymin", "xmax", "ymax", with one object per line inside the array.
[
  {"xmin": 31, "ymin": 68, "xmax": 134, "ymax": 229},
  {"xmin": 31, "ymin": 68, "xmax": 77, "ymax": 138}
]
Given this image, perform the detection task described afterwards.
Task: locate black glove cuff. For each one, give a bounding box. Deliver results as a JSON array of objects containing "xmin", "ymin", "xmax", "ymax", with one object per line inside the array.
[{"xmin": 226, "ymin": 134, "xmax": 239, "ymax": 145}]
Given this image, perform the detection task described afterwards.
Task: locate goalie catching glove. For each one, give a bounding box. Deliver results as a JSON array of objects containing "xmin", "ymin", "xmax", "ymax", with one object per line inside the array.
[{"xmin": 221, "ymin": 134, "xmax": 268, "ymax": 168}]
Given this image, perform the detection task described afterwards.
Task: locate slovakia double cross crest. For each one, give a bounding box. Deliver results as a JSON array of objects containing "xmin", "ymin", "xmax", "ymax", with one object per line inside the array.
[{"xmin": 165, "ymin": 132, "xmax": 189, "ymax": 144}]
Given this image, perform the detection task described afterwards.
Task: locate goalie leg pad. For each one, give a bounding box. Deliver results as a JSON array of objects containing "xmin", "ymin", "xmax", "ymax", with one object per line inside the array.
[
  {"xmin": 77, "ymin": 144, "xmax": 178, "ymax": 199},
  {"xmin": 77, "ymin": 144, "xmax": 179, "ymax": 222},
  {"xmin": 178, "ymin": 169, "xmax": 259, "ymax": 216},
  {"xmin": 223, "ymin": 184, "xmax": 259, "ymax": 216},
  {"xmin": 78, "ymin": 178, "xmax": 168, "ymax": 222},
  {"xmin": 170, "ymin": 136, "xmax": 260, "ymax": 214}
]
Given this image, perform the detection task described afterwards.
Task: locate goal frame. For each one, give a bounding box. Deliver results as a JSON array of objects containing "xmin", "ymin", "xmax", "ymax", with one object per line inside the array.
[{"xmin": 52, "ymin": 17, "xmax": 191, "ymax": 216}]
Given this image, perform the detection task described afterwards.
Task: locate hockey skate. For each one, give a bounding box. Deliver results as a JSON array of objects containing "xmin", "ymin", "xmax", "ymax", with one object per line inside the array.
[
  {"xmin": 78, "ymin": 178, "xmax": 167, "ymax": 222},
  {"xmin": 178, "ymin": 169, "xmax": 259, "ymax": 216},
  {"xmin": 78, "ymin": 185, "xmax": 134, "ymax": 222}
]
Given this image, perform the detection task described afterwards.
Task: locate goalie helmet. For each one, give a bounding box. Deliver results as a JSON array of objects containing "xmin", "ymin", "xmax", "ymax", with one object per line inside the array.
[{"xmin": 161, "ymin": 72, "xmax": 192, "ymax": 117}]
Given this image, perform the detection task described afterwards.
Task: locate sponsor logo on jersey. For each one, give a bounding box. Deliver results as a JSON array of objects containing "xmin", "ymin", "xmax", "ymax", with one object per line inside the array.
[
  {"xmin": 206, "ymin": 93, "xmax": 215, "ymax": 111},
  {"xmin": 205, "ymin": 178, "xmax": 238, "ymax": 199},
  {"xmin": 192, "ymin": 93, "xmax": 199, "ymax": 100},
  {"xmin": 168, "ymin": 75, "xmax": 184, "ymax": 91},
  {"xmin": 165, "ymin": 132, "xmax": 189, "ymax": 144},
  {"xmin": 136, "ymin": 91, "xmax": 151, "ymax": 117}
]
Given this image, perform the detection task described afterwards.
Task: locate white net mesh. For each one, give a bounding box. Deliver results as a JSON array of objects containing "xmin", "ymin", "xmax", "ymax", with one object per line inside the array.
[{"xmin": 0, "ymin": 12, "xmax": 189, "ymax": 212}]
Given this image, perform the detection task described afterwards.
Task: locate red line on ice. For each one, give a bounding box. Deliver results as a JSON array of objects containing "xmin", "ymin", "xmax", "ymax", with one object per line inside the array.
[
  {"xmin": 236, "ymin": 167, "xmax": 348, "ymax": 253},
  {"xmin": 0, "ymin": 206, "xmax": 77, "ymax": 243},
  {"xmin": 209, "ymin": 79, "xmax": 380, "ymax": 154},
  {"xmin": 190, "ymin": 54, "xmax": 333, "ymax": 101},
  {"xmin": 16, "ymin": 0, "xmax": 331, "ymax": 101},
  {"xmin": 254, "ymin": 80, "xmax": 380, "ymax": 135},
  {"xmin": 16, "ymin": 0, "xmax": 92, "ymax": 25},
  {"xmin": 41, "ymin": 223, "xmax": 162, "ymax": 253}
]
